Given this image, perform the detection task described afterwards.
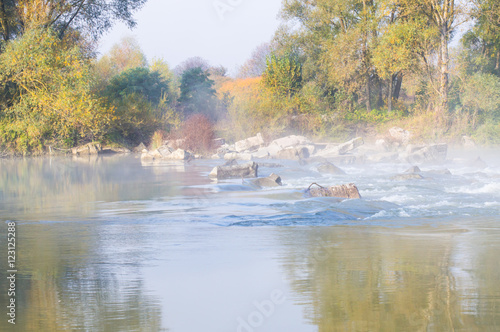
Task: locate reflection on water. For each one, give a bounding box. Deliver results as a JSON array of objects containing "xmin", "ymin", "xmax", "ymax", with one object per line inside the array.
[
  {"xmin": 1, "ymin": 154, "xmax": 500, "ymax": 331},
  {"xmin": 280, "ymin": 223, "xmax": 500, "ymax": 331}
]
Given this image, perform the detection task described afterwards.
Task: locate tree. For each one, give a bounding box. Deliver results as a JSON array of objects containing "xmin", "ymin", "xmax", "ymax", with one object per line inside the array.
[
  {"xmin": 262, "ymin": 53, "xmax": 303, "ymax": 98},
  {"xmin": 178, "ymin": 67, "xmax": 217, "ymax": 119},
  {"xmin": 402, "ymin": 0, "xmax": 462, "ymax": 115},
  {"xmin": 280, "ymin": 0, "xmax": 380, "ymax": 113},
  {"xmin": 173, "ymin": 57, "xmax": 211, "ymax": 76},
  {"xmin": 238, "ymin": 43, "xmax": 271, "ymax": 78},
  {"xmin": 103, "ymin": 67, "xmax": 170, "ymax": 143},
  {"xmin": 95, "ymin": 36, "xmax": 147, "ymax": 85},
  {"xmin": 462, "ymin": 0, "xmax": 500, "ymax": 76},
  {"xmin": 0, "ymin": 27, "xmax": 113, "ymax": 153},
  {"xmin": 0, "ymin": 0, "xmax": 147, "ymax": 42}
]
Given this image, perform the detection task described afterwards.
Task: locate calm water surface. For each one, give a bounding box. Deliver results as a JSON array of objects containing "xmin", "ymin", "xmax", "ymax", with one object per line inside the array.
[{"xmin": 1, "ymin": 152, "xmax": 500, "ymax": 331}]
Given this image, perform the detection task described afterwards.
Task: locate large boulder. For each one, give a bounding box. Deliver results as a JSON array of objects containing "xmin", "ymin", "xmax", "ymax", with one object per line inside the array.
[
  {"xmin": 407, "ymin": 144, "xmax": 448, "ymax": 164},
  {"xmin": 235, "ymin": 133, "xmax": 264, "ymax": 152},
  {"xmin": 461, "ymin": 136, "xmax": 476, "ymax": 149},
  {"xmin": 306, "ymin": 183, "xmax": 361, "ymax": 199},
  {"xmin": 224, "ymin": 152, "xmax": 253, "ymax": 161},
  {"xmin": 317, "ymin": 162, "xmax": 346, "ymax": 175},
  {"xmin": 275, "ymin": 146, "xmax": 310, "ymax": 160},
  {"xmin": 389, "ymin": 127, "xmax": 411, "ymax": 145},
  {"xmin": 336, "ymin": 137, "xmax": 364, "ymax": 155},
  {"xmin": 269, "ymin": 135, "xmax": 312, "ymax": 149},
  {"xmin": 314, "ymin": 137, "xmax": 364, "ymax": 157},
  {"xmin": 209, "ymin": 162, "xmax": 258, "ymax": 179},
  {"xmin": 250, "ymin": 173, "xmax": 282, "ymax": 188},
  {"xmin": 141, "ymin": 147, "xmax": 191, "ymax": 161},
  {"xmin": 133, "ymin": 142, "xmax": 147, "ymax": 153},
  {"xmin": 72, "ymin": 142, "xmax": 102, "ymax": 156}
]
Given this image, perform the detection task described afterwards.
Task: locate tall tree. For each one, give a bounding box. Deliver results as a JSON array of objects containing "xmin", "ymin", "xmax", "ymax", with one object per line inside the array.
[
  {"xmin": 0, "ymin": 0, "xmax": 147, "ymax": 42},
  {"xmin": 178, "ymin": 67, "xmax": 217, "ymax": 119}
]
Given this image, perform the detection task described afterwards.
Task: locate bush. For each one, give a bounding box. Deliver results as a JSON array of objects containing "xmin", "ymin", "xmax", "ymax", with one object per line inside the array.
[{"xmin": 176, "ymin": 114, "xmax": 215, "ymax": 154}]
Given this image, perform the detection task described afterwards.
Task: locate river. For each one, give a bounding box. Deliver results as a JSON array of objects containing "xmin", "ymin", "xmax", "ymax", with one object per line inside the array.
[{"xmin": 1, "ymin": 150, "xmax": 500, "ymax": 331}]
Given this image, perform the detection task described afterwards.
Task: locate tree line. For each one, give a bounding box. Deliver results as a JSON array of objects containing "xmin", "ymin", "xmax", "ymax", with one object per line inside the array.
[{"xmin": 1, "ymin": 0, "xmax": 500, "ymax": 155}]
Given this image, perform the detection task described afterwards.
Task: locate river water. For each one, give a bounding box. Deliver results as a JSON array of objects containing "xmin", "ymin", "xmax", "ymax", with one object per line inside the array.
[{"xmin": 1, "ymin": 149, "xmax": 500, "ymax": 331}]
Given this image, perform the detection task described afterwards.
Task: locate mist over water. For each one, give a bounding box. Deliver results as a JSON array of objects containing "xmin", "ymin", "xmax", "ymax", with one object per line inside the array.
[{"xmin": 1, "ymin": 148, "xmax": 500, "ymax": 331}]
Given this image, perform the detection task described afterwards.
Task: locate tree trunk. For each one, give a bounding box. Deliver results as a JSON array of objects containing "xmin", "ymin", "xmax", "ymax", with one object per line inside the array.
[
  {"xmin": 388, "ymin": 74, "xmax": 394, "ymax": 113},
  {"xmin": 366, "ymin": 75, "xmax": 371, "ymax": 112},
  {"xmin": 439, "ymin": 25, "xmax": 449, "ymax": 116},
  {"xmin": 0, "ymin": 0, "xmax": 9, "ymax": 41},
  {"xmin": 495, "ymin": 50, "xmax": 500, "ymax": 73},
  {"xmin": 393, "ymin": 71, "xmax": 402, "ymax": 100}
]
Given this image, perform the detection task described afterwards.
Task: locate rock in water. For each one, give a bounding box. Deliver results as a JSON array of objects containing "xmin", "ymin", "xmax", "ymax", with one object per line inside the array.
[
  {"xmin": 317, "ymin": 162, "xmax": 346, "ymax": 175},
  {"xmin": 250, "ymin": 173, "xmax": 282, "ymax": 188},
  {"xmin": 209, "ymin": 162, "xmax": 258, "ymax": 179},
  {"xmin": 306, "ymin": 183, "xmax": 361, "ymax": 199},
  {"xmin": 336, "ymin": 137, "xmax": 364, "ymax": 155},
  {"xmin": 234, "ymin": 133, "xmax": 264, "ymax": 152},
  {"xmin": 405, "ymin": 166, "xmax": 421, "ymax": 173},
  {"xmin": 133, "ymin": 142, "xmax": 147, "ymax": 153},
  {"xmin": 391, "ymin": 173, "xmax": 424, "ymax": 181},
  {"xmin": 72, "ymin": 142, "xmax": 102, "ymax": 156}
]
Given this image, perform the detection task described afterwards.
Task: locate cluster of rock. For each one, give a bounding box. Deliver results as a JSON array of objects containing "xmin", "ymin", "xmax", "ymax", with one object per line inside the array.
[
  {"xmin": 210, "ymin": 127, "xmax": 449, "ymax": 166},
  {"xmin": 71, "ymin": 142, "xmax": 131, "ymax": 156},
  {"xmin": 141, "ymin": 146, "xmax": 192, "ymax": 161}
]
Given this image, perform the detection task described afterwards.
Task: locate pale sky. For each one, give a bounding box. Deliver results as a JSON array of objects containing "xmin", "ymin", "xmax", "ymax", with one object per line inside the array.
[{"xmin": 98, "ymin": 0, "xmax": 283, "ymax": 75}]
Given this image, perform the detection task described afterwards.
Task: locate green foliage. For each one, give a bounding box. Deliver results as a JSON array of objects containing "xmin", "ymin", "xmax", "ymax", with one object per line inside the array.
[
  {"xmin": 104, "ymin": 67, "xmax": 168, "ymax": 105},
  {"xmin": 0, "ymin": 0, "xmax": 147, "ymax": 42},
  {"xmin": 262, "ymin": 54, "xmax": 303, "ymax": 98},
  {"xmin": 178, "ymin": 67, "xmax": 217, "ymax": 119},
  {"xmin": 0, "ymin": 27, "xmax": 113, "ymax": 154},
  {"xmin": 103, "ymin": 67, "xmax": 171, "ymax": 145}
]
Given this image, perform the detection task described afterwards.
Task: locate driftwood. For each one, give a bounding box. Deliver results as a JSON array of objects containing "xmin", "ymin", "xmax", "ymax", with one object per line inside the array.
[{"xmin": 306, "ymin": 183, "xmax": 361, "ymax": 199}]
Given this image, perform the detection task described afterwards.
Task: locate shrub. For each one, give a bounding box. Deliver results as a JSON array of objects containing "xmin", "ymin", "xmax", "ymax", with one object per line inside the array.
[{"xmin": 177, "ymin": 114, "xmax": 215, "ymax": 154}]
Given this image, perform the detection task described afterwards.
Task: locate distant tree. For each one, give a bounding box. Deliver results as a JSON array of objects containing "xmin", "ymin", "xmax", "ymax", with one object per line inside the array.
[
  {"xmin": 150, "ymin": 57, "xmax": 179, "ymax": 106},
  {"xmin": 238, "ymin": 43, "xmax": 271, "ymax": 78},
  {"xmin": 95, "ymin": 36, "xmax": 147, "ymax": 84},
  {"xmin": 103, "ymin": 67, "xmax": 170, "ymax": 143},
  {"xmin": 104, "ymin": 67, "xmax": 167, "ymax": 105},
  {"xmin": 174, "ymin": 57, "xmax": 211, "ymax": 76},
  {"xmin": 209, "ymin": 65, "xmax": 228, "ymax": 77},
  {"xmin": 178, "ymin": 67, "xmax": 217, "ymax": 119}
]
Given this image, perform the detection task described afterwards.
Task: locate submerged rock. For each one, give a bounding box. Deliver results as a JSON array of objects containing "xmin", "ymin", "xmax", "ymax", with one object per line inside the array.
[
  {"xmin": 405, "ymin": 166, "xmax": 421, "ymax": 173},
  {"xmin": 250, "ymin": 173, "xmax": 282, "ymax": 188},
  {"xmin": 305, "ymin": 183, "xmax": 361, "ymax": 199},
  {"xmin": 257, "ymin": 163, "xmax": 284, "ymax": 168},
  {"xmin": 391, "ymin": 173, "xmax": 424, "ymax": 181},
  {"xmin": 209, "ymin": 162, "xmax": 258, "ymax": 179},
  {"xmin": 317, "ymin": 162, "xmax": 346, "ymax": 175}
]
